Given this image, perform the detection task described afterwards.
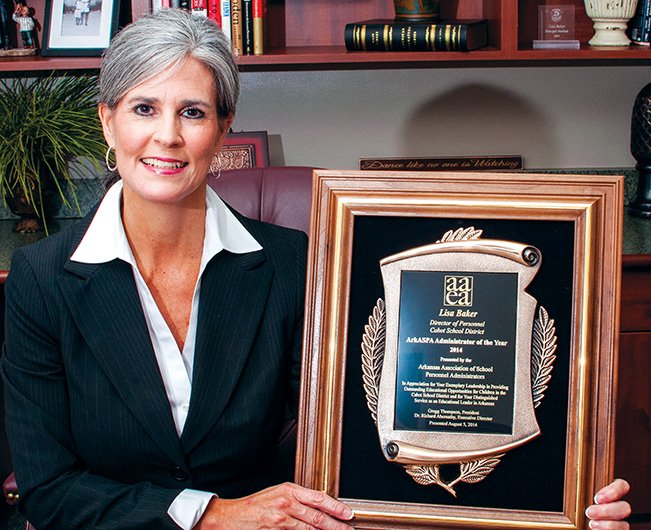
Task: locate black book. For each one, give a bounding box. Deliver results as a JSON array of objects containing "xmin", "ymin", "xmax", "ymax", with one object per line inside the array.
[
  {"xmin": 629, "ymin": 0, "xmax": 651, "ymax": 44},
  {"xmin": 344, "ymin": 19, "xmax": 488, "ymax": 52},
  {"xmin": 242, "ymin": 0, "xmax": 254, "ymax": 55}
]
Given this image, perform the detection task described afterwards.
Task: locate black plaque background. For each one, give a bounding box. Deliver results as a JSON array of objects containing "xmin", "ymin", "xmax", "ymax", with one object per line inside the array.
[
  {"xmin": 395, "ymin": 271, "xmax": 518, "ymax": 434},
  {"xmin": 339, "ymin": 216, "xmax": 573, "ymax": 512}
]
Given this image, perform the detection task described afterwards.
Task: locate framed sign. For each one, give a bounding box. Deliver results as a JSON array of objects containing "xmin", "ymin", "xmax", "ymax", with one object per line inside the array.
[
  {"xmin": 42, "ymin": 0, "xmax": 120, "ymax": 57},
  {"xmin": 217, "ymin": 131, "xmax": 270, "ymax": 171},
  {"xmin": 297, "ymin": 170, "xmax": 623, "ymax": 529}
]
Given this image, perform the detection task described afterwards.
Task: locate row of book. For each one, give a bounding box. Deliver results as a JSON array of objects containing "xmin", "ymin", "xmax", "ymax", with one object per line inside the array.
[
  {"xmin": 153, "ymin": 0, "xmax": 264, "ymax": 55},
  {"xmin": 629, "ymin": 0, "xmax": 650, "ymax": 45},
  {"xmin": 344, "ymin": 19, "xmax": 488, "ymax": 52}
]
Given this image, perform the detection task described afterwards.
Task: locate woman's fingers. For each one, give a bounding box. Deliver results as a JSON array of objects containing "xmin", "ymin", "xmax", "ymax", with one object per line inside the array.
[
  {"xmin": 197, "ymin": 482, "xmax": 354, "ymax": 530},
  {"xmin": 587, "ymin": 521, "xmax": 630, "ymax": 530},
  {"xmin": 584, "ymin": 479, "xmax": 631, "ymax": 530},
  {"xmin": 288, "ymin": 483, "xmax": 354, "ymax": 523},
  {"xmin": 594, "ymin": 479, "xmax": 630, "ymax": 505},
  {"xmin": 586, "ymin": 500, "xmax": 631, "ymax": 522}
]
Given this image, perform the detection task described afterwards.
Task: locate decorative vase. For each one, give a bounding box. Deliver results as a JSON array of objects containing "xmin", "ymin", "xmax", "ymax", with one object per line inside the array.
[
  {"xmin": 629, "ymin": 82, "xmax": 651, "ymax": 218},
  {"xmin": 392, "ymin": 0, "xmax": 440, "ymax": 21},
  {"xmin": 584, "ymin": 0, "xmax": 638, "ymax": 46}
]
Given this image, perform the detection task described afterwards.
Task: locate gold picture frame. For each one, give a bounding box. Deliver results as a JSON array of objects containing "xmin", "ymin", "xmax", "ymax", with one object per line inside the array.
[
  {"xmin": 216, "ymin": 131, "xmax": 270, "ymax": 171},
  {"xmin": 296, "ymin": 170, "xmax": 623, "ymax": 529}
]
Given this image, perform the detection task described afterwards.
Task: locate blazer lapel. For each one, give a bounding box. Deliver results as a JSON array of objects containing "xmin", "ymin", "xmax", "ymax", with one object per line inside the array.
[
  {"xmin": 180, "ymin": 249, "xmax": 272, "ymax": 454},
  {"xmin": 59, "ymin": 257, "xmax": 184, "ymax": 464}
]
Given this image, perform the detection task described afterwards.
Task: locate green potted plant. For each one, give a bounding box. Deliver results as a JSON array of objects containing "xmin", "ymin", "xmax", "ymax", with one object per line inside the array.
[{"xmin": 0, "ymin": 74, "xmax": 106, "ymax": 233}]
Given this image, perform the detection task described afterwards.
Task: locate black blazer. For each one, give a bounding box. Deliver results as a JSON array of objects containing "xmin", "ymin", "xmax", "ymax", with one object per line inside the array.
[{"xmin": 1, "ymin": 207, "xmax": 307, "ymax": 529}]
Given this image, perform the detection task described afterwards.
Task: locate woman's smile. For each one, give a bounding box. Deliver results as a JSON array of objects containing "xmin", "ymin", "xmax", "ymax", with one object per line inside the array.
[{"xmin": 141, "ymin": 157, "xmax": 189, "ymax": 174}]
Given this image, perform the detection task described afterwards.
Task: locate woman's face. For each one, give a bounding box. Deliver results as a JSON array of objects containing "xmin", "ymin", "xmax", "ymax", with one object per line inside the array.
[{"xmin": 98, "ymin": 57, "xmax": 233, "ymax": 208}]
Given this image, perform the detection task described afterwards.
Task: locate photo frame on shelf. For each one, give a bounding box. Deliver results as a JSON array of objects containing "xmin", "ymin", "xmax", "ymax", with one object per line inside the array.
[
  {"xmin": 297, "ymin": 170, "xmax": 623, "ymax": 529},
  {"xmin": 216, "ymin": 131, "xmax": 270, "ymax": 171},
  {"xmin": 41, "ymin": 0, "xmax": 120, "ymax": 57}
]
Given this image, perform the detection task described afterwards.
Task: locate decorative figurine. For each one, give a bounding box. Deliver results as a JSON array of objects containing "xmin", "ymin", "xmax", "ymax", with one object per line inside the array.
[
  {"xmin": 0, "ymin": 0, "xmax": 14, "ymax": 50},
  {"xmin": 629, "ymin": 82, "xmax": 651, "ymax": 218},
  {"xmin": 12, "ymin": 2, "xmax": 34, "ymax": 49}
]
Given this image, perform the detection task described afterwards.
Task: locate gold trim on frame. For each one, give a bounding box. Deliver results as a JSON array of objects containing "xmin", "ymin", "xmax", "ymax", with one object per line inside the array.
[{"xmin": 296, "ymin": 171, "xmax": 623, "ymax": 530}]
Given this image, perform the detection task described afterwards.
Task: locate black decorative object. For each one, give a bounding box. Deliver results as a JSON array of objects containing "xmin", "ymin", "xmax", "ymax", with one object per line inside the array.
[
  {"xmin": 629, "ymin": 83, "xmax": 651, "ymax": 218},
  {"xmin": 0, "ymin": 0, "xmax": 13, "ymax": 50}
]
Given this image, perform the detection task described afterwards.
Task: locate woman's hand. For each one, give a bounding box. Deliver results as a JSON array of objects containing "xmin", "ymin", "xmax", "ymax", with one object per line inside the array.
[
  {"xmin": 195, "ymin": 482, "xmax": 354, "ymax": 530},
  {"xmin": 585, "ymin": 479, "xmax": 631, "ymax": 529}
]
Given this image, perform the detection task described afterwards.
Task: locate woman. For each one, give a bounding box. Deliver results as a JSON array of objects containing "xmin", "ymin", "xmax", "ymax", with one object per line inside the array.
[
  {"xmin": 80, "ymin": 0, "xmax": 90, "ymax": 25},
  {"xmin": 74, "ymin": 0, "xmax": 82, "ymax": 25},
  {"xmin": 1, "ymin": 9, "xmax": 631, "ymax": 530}
]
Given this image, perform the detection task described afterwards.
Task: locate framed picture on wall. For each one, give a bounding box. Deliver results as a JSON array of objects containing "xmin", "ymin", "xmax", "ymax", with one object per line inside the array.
[
  {"xmin": 297, "ymin": 170, "xmax": 624, "ymax": 529},
  {"xmin": 216, "ymin": 131, "xmax": 270, "ymax": 171},
  {"xmin": 41, "ymin": 0, "xmax": 120, "ymax": 57}
]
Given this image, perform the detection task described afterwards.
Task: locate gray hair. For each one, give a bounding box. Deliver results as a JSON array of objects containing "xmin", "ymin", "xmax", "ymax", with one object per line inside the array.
[{"xmin": 99, "ymin": 8, "xmax": 239, "ymax": 119}]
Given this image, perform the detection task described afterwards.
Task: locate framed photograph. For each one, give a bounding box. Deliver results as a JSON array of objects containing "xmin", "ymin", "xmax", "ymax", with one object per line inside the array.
[
  {"xmin": 217, "ymin": 131, "xmax": 270, "ymax": 171},
  {"xmin": 297, "ymin": 170, "xmax": 624, "ymax": 529},
  {"xmin": 42, "ymin": 0, "xmax": 120, "ymax": 57}
]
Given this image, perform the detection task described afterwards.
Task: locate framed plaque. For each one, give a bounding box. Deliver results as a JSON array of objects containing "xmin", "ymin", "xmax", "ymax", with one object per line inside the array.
[
  {"xmin": 296, "ymin": 171, "xmax": 623, "ymax": 529},
  {"xmin": 216, "ymin": 131, "xmax": 270, "ymax": 171}
]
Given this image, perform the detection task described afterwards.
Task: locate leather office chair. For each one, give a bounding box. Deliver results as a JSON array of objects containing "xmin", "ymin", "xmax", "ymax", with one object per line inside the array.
[{"xmin": 2, "ymin": 165, "xmax": 316, "ymax": 529}]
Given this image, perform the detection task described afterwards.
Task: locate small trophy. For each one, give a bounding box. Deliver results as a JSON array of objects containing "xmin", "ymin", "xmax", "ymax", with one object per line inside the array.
[{"xmin": 533, "ymin": 5, "xmax": 580, "ymax": 49}]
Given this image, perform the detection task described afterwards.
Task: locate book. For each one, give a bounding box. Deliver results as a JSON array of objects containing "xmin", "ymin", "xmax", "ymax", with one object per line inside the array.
[
  {"xmin": 253, "ymin": 0, "xmax": 264, "ymax": 55},
  {"xmin": 242, "ymin": 0, "xmax": 254, "ymax": 55},
  {"xmin": 207, "ymin": 0, "xmax": 221, "ymax": 23},
  {"xmin": 231, "ymin": 0, "xmax": 243, "ymax": 56},
  {"xmin": 131, "ymin": 0, "xmax": 152, "ymax": 18},
  {"xmin": 629, "ymin": 0, "xmax": 651, "ymax": 44},
  {"xmin": 220, "ymin": 0, "xmax": 232, "ymax": 41},
  {"xmin": 344, "ymin": 19, "xmax": 488, "ymax": 52},
  {"xmin": 192, "ymin": 0, "xmax": 208, "ymax": 17}
]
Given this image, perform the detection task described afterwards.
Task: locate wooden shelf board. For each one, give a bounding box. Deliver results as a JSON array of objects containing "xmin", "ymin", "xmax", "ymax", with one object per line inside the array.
[
  {"xmin": 516, "ymin": 43, "xmax": 651, "ymax": 60},
  {"xmin": 0, "ymin": 55, "xmax": 101, "ymax": 73},
  {"xmin": 237, "ymin": 45, "xmax": 505, "ymax": 67},
  {"xmin": 237, "ymin": 46, "xmax": 651, "ymax": 68},
  {"xmin": 3, "ymin": 44, "xmax": 651, "ymax": 74}
]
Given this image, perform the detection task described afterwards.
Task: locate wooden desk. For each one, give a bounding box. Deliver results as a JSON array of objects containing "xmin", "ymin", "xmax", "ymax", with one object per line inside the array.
[{"xmin": 618, "ymin": 254, "xmax": 651, "ymax": 526}]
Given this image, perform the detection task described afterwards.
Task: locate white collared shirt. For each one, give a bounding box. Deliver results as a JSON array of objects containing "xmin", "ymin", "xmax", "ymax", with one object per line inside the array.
[{"xmin": 71, "ymin": 180, "xmax": 262, "ymax": 529}]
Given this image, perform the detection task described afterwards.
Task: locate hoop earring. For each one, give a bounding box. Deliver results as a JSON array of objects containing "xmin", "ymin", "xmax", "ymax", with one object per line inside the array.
[
  {"xmin": 105, "ymin": 146, "xmax": 118, "ymax": 172},
  {"xmin": 209, "ymin": 155, "xmax": 222, "ymax": 179}
]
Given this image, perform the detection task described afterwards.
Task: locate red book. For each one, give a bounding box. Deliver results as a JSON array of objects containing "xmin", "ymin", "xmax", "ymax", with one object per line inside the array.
[
  {"xmin": 192, "ymin": 0, "xmax": 208, "ymax": 16},
  {"xmin": 207, "ymin": 0, "xmax": 221, "ymax": 24}
]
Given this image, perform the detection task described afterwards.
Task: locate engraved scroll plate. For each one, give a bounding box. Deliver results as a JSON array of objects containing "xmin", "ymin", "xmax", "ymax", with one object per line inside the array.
[{"xmin": 363, "ymin": 228, "xmax": 558, "ymax": 496}]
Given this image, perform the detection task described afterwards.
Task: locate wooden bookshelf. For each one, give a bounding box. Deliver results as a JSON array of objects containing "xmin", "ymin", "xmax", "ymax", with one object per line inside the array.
[{"xmin": 1, "ymin": 0, "xmax": 650, "ymax": 74}]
